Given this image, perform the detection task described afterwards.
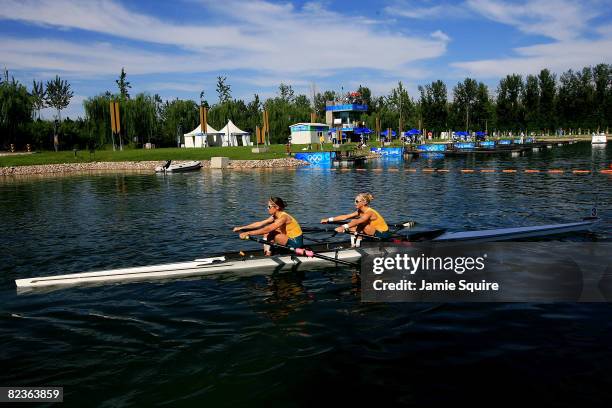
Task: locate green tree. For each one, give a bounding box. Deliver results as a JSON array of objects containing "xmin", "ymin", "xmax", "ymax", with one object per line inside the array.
[
  {"xmin": 450, "ymin": 78, "xmax": 479, "ymax": 130},
  {"xmin": 246, "ymin": 94, "xmax": 261, "ymax": 132},
  {"xmin": 0, "ymin": 76, "xmax": 33, "ymax": 148},
  {"xmin": 418, "ymin": 80, "xmax": 448, "ymax": 133},
  {"xmin": 31, "ymin": 80, "xmax": 47, "ymax": 119},
  {"xmin": 538, "ymin": 69, "xmax": 556, "ymax": 132},
  {"xmin": 556, "ymin": 68, "xmax": 595, "ymax": 130},
  {"xmin": 83, "ymin": 93, "xmax": 114, "ymax": 148},
  {"xmin": 216, "ymin": 76, "xmax": 232, "ymax": 103},
  {"xmin": 386, "ymin": 81, "xmax": 413, "ymax": 132},
  {"xmin": 523, "ymin": 75, "xmax": 540, "ymax": 131},
  {"xmin": 472, "ymin": 82, "xmax": 495, "ymax": 132},
  {"xmin": 357, "ymin": 85, "xmax": 372, "ymax": 108},
  {"xmin": 278, "ymin": 83, "xmax": 295, "ymax": 102},
  {"xmin": 160, "ymin": 98, "xmax": 199, "ymax": 146},
  {"xmin": 314, "ymin": 90, "xmax": 336, "ymax": 118},
  {"xmin": 592, "ymin": 63, "xmax": 610, "ymax": 130},
  {"xmin": 124, "ymin": 93, "xmax": 159, "ymax": 146},
  {"xmin": 116, "ymin": 67, "xmax": 131, "ymax": 99},
  {"xmin": 496, "ymin": 74, "xmax": 524, "ymax": 132},
  {"xmin": 45, "ymin": 75, "xmax": 74, "ymax": 150},
  {"xmin": 263, "ymin": 86, "xmax": 311, "ymax": 143}
]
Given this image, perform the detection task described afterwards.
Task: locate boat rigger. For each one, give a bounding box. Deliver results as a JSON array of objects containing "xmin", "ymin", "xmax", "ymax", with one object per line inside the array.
[{"xmin": 14, "ymin": 219, "xmax": 597, "ymax": 289}]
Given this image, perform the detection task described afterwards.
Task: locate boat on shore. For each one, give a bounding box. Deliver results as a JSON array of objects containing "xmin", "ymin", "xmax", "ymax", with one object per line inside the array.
[
  {"xmin": 591, "ymin": 133, "xmax": 607, "ymax": 145},
  {"xmin": 155, "ymin": 160, "xmax": 202, "ymax": 173},
  {"xmin": 15, "ymin": 219, "xmax": 597, "ymax": 289}
]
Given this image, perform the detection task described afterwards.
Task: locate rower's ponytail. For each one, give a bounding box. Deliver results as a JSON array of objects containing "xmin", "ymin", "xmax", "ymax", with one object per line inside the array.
[{"xmin": 358, "ymin": 193, "xmax": 374, "ymax": 204}]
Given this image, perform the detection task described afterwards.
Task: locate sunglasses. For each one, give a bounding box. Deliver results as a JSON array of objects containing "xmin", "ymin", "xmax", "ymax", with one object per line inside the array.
[
  {"xmin": 355, "ymin": 199, "xmax": 362, "ymax": 204},
  {"xmin": 268, "ymin": 204, "xmax": 277, "ymax": 209}
]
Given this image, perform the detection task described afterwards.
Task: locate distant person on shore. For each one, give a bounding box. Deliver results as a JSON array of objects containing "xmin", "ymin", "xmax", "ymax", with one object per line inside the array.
[{"xmin": 319, "ymin": 134, "xmax": 325, "ymax": 150}]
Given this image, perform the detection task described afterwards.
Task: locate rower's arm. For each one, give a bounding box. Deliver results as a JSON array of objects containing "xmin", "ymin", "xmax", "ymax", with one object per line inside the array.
[
  {"xmin": 345, "ymin": 212, "xmax": 371, "ymax": 228},
  {"xmin": 234, "ymin": 217, "xmax": 274, "ymax": 232},
  {"xmin": 245, "ymin": 216, "xmax": 285, "ymax": 236},
  {"xmin": 321, "ymin": 211, "xmax": 359, "ymax": 223}
]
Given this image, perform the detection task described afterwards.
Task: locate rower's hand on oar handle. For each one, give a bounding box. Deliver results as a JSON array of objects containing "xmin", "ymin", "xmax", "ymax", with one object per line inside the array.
[
  {"xmin": 320, "ymin": 218, "xmax": 330, "ymax": 224},
  {"xmin": 239, "ymin": 232, "xmax": 250, "ymax": 240},
  {"xmin": 334, "ymin": 226, "xmax": 346, "ymax": 233},
  {"xmin": 233, "ymin": 226, "xmax": 242, "ymax": 232}
]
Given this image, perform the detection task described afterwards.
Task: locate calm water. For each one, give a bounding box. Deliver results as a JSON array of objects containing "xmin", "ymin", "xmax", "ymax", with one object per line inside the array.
[{"xmin": 1, "ymin": 143, "xmax": 612, "ymax": 406}]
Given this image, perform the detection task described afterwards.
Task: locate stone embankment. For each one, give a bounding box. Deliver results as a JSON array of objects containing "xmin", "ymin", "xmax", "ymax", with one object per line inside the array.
[{"xmin": 0, "ymin": 158, "xmax": 309, "ymax": 176}]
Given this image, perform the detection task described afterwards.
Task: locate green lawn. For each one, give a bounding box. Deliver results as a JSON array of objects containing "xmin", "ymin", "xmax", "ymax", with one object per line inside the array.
[{"xmin": 0, "ymin": 143, "xmax": 360, "ymax": 167}]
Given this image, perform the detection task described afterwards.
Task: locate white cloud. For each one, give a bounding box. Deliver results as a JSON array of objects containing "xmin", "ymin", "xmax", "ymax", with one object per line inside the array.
[
  {"xmin": 0, "ymin": 38, "xmax": 215, "ymax": 76},
  {"xmin": 452, "ymin": 37, "xmax": 612, "ymax": 78},
  {"xmin": 452, "ymin": 0, "xmax": 610, "ymax": 79},
  {"xmin": 465, "ymin": 0, "xmax": 601, "ymax": 41},
  {"xmin": 431, "ymin": 30, "xmax": 450, "ymax": 43},
  {"xmin": 384, "ymin": 1, "xmax": 472, "ymax": 19},
  {"xmin": 0, "ymin": 0, "xmax": 448, "ymax": 78}
]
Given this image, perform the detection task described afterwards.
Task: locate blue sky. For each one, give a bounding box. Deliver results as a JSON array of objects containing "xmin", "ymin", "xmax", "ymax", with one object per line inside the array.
[{"xmin": 1, "ymin": 0, "xmax": 611, "ymax": 119}]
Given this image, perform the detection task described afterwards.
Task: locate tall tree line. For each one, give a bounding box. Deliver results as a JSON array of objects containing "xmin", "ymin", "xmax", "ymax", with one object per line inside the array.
[{"xmin": 2, "ymin": 63, "xmax": 611, "ymax": 150}]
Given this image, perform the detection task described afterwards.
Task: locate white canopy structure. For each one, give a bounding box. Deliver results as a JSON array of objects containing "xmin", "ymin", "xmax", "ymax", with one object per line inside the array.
[
  {"xmin": 218, "ymin": 120, "xmax": 252, "ymax": 147},
  {"xmin": 183, "ymin": 124, "xmax": 224, "ymax": 148}
]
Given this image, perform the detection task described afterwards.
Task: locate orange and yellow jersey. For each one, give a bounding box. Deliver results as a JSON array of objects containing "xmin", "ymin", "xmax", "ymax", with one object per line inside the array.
[
  {"xmin": 275, "ymin": 211, "xmax": 303, "ymax": 238},
  {"xmin": 362, "ymin": 208, "xmax": 389, "ymax": 232}
]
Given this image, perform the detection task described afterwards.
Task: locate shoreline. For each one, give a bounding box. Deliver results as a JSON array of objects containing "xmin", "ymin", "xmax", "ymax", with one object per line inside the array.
[{"xmin": 0, "ymin": 158, "xmax": 309, "ymax": 176}]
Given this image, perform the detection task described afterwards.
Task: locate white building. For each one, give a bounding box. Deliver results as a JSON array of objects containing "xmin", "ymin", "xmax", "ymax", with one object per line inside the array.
[{"xmin": 289, "ymin": 123, "xmax": 330, "ymax": 144}]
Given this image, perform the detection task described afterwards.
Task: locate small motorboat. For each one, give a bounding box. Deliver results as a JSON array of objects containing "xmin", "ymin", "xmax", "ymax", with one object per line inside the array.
[
  {"xmin": 155, "ymin": 160, "xmax": 202, "ymax": 173},
  {"xmin": 591, "ymin": 133, "xmax": 607, "ymax": 145}
]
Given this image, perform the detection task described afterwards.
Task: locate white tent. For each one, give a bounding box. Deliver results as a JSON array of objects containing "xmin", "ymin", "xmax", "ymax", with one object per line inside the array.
[
  {"xmin": 218, "ymin": 120, "xmax": 252, "ymax": 147},
  {"xmin": 183, "ymin": 124, "xmax": 224, "ymax": 148}
]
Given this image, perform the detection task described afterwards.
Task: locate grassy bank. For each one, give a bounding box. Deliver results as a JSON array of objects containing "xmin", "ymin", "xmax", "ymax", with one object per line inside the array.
[{"xmin": 0, "ymin": 143, "xmax": 359, "ymax": 167}]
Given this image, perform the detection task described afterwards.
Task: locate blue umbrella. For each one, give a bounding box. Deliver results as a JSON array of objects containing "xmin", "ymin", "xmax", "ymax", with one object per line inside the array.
[
  {"xmin": 354, "ymin": 127, "xmax": 372, "ymax": 134},
  {"xmin": 404, "ymin": 128, "xmax": 421, "ymax": 136},
  {"xmin": 475, "ymin": 131, "xmax": 486, "ymax": 136},
  {"xmin": 380, "ymin": 129, "xmax": 397, "ymax": 137}
]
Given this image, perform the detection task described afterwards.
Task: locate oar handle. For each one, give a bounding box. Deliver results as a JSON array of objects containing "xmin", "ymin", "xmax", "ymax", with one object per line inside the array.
[{"xmin": 245, "ymin": 236, "xmax": 358, "ymax": 267}]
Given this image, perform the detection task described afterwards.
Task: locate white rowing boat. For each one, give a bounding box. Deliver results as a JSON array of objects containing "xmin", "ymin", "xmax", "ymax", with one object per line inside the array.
[
  {"xmin": 155, "ymin": 160, "xmax": 202, "ymax": 173},
  {"xmin": 15, "ymin": 220, "xmax": 596, "ymax": 289}
]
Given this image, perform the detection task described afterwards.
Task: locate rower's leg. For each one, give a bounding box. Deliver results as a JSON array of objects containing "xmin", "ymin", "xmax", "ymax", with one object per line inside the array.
[
  {"xmin": 363, "ymin": 225, "xmax": 376, "ymax": 235},
  {"xmin": 263, "ymin": 232, "xmax": 276, "ymax": 256},
  {"xmin": 273, "ymin": 233, "xmax": 289, "ymax": 245}
]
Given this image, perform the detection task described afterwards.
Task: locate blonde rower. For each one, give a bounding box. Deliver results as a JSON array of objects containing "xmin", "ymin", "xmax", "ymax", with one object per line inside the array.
[
  {"xmin": 321, "ymin": 193, "xmax": 391, "ymax": 243},
  {"xmin": 234, "ymin": 197, "xmax": 304, "ymax": 255}
]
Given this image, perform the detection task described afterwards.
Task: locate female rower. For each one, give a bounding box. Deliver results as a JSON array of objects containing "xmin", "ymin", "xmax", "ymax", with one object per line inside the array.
[
  {"xmin": 321, "ymin": 193, "xmax": 391, "ymax": 243},
  {"xmin": 233, "ymin": 197, "xmax": 304, "ymax": 255}
]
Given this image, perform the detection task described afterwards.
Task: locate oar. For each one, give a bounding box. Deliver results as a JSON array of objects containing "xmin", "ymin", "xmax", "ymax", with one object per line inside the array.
[
  {"xmin": 243, "ymin": 236, "xmax": 359, "ymax": 267},
  {"xmin": 323, "ymin": 220, "xmax": 417, "ymax": 229},
  {"xmin": 303, "ymin": 226, "xmax": 387, "ymax": 241},
  {"xmin": 303, "ymin": 220, "xmax": 417, "ymax": 240}
]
